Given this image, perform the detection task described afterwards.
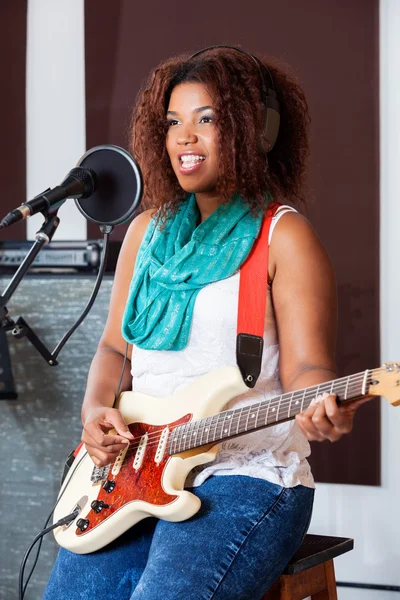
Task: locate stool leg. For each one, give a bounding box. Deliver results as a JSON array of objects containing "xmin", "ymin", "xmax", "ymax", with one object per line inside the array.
[
  {"xmin": 261, "ymin": 577, "xmax": 281, "ymax": 599},
  {"xmin": 311, "ymin": 560, "xmax": 338, "ymax": 600}
]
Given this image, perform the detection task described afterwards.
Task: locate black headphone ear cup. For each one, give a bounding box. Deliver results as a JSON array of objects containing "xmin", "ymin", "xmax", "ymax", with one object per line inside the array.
[
  {"xmin": 189, "ymin": 45, "xmax": 281, "ymax": 153},
  {"xmin": 261, "ymin": 105, "xmax": 280, "ymax": 153}
]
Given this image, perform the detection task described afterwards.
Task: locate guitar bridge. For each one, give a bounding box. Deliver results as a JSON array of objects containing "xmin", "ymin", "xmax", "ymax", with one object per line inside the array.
[{"xmin": 90, "ymin": 464, "xmax": 110, "ymax": 484}]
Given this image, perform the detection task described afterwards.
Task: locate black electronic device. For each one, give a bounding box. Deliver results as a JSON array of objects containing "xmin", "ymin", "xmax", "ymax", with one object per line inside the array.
[
  {"xmin": 189, "ymin": 45, "xmax": 280, "ymax": 153},
  {"xmin": 0, "ymin": 240, "xmax": 121, "ymax": 274}
]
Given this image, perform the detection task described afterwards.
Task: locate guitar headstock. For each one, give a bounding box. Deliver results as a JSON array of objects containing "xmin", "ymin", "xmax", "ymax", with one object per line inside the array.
[{"xmin": 368, "ymin": 362, "xmax": 400, "ymax": 406}]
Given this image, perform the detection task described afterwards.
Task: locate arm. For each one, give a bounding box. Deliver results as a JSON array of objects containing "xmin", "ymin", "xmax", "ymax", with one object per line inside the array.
[
  {"xmin": 81, "ymin": 209, "xmax": 155, "ymax": 465},
  {"xmin": 269, "ymin": 211, "xmax": 358, "ymax": 442}
]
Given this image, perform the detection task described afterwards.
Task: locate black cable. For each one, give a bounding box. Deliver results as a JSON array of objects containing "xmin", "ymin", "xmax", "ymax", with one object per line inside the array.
[
  {"xmin": 20, "ymin": 238, "xmax": 126, "ymax": 598},
  {"xmin": 21, "ymin": 509, "xmax": 53, "ymax": 596},
  {"xmin": 19, "ymin": 509, "xmax": 79, "ymax": 600},
  {"xmin": 113, "ymin": 340, "xmax": 129, "ymax": 406},
  {"xmin": 51, "ymin": 229, "xmax": 111, "ymax": 360},
  {"xmin": 20, "ymin": 451, "xmax": 87, "ymax": 599}
]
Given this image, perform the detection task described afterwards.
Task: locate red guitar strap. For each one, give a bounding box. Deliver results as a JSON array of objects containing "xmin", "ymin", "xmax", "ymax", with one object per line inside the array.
[{"xmin": 236, "ymin": 201, "xmax": 281, "ymax": 387}]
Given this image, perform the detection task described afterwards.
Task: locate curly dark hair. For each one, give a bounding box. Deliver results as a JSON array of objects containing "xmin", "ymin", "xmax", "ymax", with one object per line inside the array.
[{"xmin": 130, "ymin": 47, "xmax": 311, "ymax": 216}]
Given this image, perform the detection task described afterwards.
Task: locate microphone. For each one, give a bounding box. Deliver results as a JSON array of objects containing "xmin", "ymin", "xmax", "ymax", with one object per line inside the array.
[
  {"xmin": 0, "ymin": 168, "xmax": 96, "ymax": 229},
  {"xmin": 0, "ymin": 145, "xmax": 143, "ymax": 231}
]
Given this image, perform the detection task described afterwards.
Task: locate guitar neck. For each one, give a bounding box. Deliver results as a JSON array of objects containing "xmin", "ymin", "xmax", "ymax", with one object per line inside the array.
[{"xmin": 169, "ymin": 369, "xmax": 373, "ymax": 454}]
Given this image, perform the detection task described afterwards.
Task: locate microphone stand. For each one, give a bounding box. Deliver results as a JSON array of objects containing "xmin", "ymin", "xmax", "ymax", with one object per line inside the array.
[{"xmin": 0, "ymin": 208, "xmax": 112, "ymax": 399}]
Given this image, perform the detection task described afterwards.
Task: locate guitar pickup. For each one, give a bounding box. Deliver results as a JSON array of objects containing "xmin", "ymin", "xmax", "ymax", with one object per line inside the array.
[
  {"xmin": 111, "ymin": 443, "xmax": 129, "ymax": 476},
  {"xmin": 133, "ymin": 433, "xmax": 148, "ymax": 470},
  {"xmin": 154, "ymin": 427, "xmax": 169, "ymax": 465}
]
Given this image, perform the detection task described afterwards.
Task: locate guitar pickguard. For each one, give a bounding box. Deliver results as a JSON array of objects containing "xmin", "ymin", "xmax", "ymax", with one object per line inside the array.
[{"xmin": 76, "ymin": 414, "xmax": 192, "ymax": 537}]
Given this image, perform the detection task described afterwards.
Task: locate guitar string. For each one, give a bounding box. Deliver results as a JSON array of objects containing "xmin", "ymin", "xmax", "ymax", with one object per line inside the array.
[
  {"xmin": 119, "ymin": 381, "xmax": 365, "ymax": 459},
  {"xmin": 114, "ymin": 371, "xmax": 382, "ymax": 458},
  {"xmin": 99, "ymin": 369, "xmax": 386, "ymax": 463}
]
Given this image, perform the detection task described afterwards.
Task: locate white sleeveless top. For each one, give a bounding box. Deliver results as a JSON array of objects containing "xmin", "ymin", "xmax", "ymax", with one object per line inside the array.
[{"xmin": 130, "ymin": 206, "xmax": 315, "ymax": 489}]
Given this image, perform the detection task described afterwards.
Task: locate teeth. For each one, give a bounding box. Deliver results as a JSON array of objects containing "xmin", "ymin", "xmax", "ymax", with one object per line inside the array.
[{"xmin": 180, "ymin": 155, "xmax": 205, "ymax": 166}]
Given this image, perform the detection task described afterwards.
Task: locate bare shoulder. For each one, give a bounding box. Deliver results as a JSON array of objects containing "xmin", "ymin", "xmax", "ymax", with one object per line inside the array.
[
  {"xmin": 123, "ymin": 208, "xmax": 157, "ymax": 248},
  {"xmin": 269, "ymin": 210, "xmax": 334, "ymax": 283},
  {"xmin": 268, "ymin": 210, "xmax": 337, "ymax": 388}
]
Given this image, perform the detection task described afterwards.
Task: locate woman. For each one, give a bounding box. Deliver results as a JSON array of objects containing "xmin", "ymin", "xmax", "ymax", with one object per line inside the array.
[{"xmin": 44, "ymin": 46, "xmax": 359, "ymax": 600}]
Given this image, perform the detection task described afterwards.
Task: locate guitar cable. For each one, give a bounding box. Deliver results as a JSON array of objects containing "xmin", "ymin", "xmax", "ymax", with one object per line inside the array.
[
  {"xmin": 18, "ymin": 452, "xmax": 87, "ymax": 600},
  {"xmin": 19, "ymin": 345, "xmax": 129, "ymax": 600}
]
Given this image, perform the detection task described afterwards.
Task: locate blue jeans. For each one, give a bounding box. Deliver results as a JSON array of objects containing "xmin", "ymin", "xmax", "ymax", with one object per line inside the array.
[{"xmin": 44, "ymin": 476, "xmax": 314, "ymax": 600}]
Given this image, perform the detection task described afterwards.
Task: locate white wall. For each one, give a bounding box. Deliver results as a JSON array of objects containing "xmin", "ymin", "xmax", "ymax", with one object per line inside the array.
[
  {"xmin": 26, "ymin": 0, "xmax": 86, "ymax": 240},
  {"xmin": 309, "ymin": 0, "xmax": 400, "ymax": 596}
]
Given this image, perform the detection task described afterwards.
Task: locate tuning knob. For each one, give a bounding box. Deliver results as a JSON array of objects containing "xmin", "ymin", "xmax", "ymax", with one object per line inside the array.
[
  {"xmin": 91, "ymin": 500, "xmax": 110, "ymax": 513},
  {"xmin": 76, "ymin": 518, "xmax": 89, "ymax": 532}
]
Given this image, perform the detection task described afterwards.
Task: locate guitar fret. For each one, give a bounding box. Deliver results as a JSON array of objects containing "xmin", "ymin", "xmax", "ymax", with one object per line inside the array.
[
  {"xmin": 200, "ymin": 416, "xmax": 210, "ymax": 445},
  {"xmin": 227, "ymin": 411, "xmax": 235, "ymax": 436},
  {"xmin": 300, "ymin": 388, "xmax": 307, "ymax": 413},
  {"xmin": 276, "ymin": 394, "xmax": 283, "ymax": 423},
  {"xmin": 169, "ymin": 428, "xmax": 177, "ymax": 454},
  {"xmin": 220, "ymin": 411, "xmax": 229, "ymax": 439},
  {"xmin": 236, "ymin": 407, "xmax": 244, "ymax": 434},
  {"xmin": 292, "ymin": 390, "xmax": 302, "ymax": 416},
  {"xmin": 190, "ymin": 420, "xmax": 199, "ymax": 445},
  {"xmin": 207, "ymin": 415, "xmax": 215, "ymax": 443},
  {"xmin": 255, "ymin": 403, "xmax": 262, "ymax": 429},
  {"xmin": 265, "ymin": 398, "xmax": 272, "ymax": 424},
  {"xmin": 216, "ymin": 413, "xmax": 224, "ymax": 440},
  {"xmin": 344, "ymin": 376, "xmax": 350, "ymax": 400},
  {"xmin": 175, "ymin": 423, "xmax": 184, "ymax": 453},
  {"xmin": 288, "ymin": 392, "xmax": 294, "ymax": 418},
  {"xmin": 244, "ymin": 407, "xmax": 252, "ymax": 432},
  {"xmin": 315, "ymin": 384, "xmax": 322, "ymax": 403},
  {"xmin": 239, "ymin": 407, "xmax": 245, "ymax": 432},
  {"xmin": 250, "ymin": 406, "xmax": 258, "ymax": 428},
  {"xmin": 209, "ymin": 414, "xmax": 220, "ymax": 443}
]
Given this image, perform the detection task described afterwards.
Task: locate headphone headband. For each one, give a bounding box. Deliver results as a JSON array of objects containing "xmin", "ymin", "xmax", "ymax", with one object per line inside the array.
[
  {"xmin": 189, "ymin": 44, "xmax": 275, "ymax": 97},
  {"xmin": 188, "ymin": 45, "xmax": 280, "ymax": 152}
]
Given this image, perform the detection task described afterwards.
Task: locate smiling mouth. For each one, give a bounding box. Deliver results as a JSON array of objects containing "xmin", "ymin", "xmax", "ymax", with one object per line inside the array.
[{"xmin": 179, "ymin": 155, "xmax": 206, "ymax": 170}]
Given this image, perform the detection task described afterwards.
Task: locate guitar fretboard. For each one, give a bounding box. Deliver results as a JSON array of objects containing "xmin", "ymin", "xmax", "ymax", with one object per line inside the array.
[{"xmin": 168, "ymin": 370, "xmax": 371, "ymax": 455}]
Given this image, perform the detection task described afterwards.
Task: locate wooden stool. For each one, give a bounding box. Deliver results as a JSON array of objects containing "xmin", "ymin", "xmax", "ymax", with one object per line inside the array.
[{"xmin": 263, "ymin": 534, "xmax": 354, "ymax": 600}]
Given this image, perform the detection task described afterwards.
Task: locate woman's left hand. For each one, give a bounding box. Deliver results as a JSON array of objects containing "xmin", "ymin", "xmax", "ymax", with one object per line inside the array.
[{"xmin": 295, "ymin": 393, "xmax": 369, "ymax": 442}]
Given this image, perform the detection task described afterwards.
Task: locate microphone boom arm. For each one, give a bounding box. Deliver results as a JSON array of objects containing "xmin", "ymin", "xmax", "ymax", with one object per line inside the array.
[{"xmin": 0, "ymin": 209, "xmax": 112, "ymax": 386}]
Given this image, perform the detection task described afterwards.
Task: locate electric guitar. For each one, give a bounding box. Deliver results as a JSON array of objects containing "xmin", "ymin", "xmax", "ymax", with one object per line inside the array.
[{"xmin": 53, "ymin": 362, "xmax": 400, "ymax": 554}]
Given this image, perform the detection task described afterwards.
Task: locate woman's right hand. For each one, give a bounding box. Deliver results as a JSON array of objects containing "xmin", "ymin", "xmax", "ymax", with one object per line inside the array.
[{"xmin": 81, "ymin": 406, "xmax": 134, "ymax": 467}]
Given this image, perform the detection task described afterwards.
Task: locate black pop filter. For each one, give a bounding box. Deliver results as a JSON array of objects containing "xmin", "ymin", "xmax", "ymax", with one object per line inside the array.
[{"xmin": 75, "ymin": 145, "xmax": 142, "ymax": 227}]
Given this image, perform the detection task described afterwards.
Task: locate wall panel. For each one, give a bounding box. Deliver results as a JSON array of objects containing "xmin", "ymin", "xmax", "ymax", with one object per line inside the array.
[{"xmin": 0, "ymin": 3, "xmax": 27, "ymax": 241}]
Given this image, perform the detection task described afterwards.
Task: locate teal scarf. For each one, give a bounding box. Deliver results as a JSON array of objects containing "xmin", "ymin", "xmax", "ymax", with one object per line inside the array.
[{"xmin": 122, "ymin": 194, "xmax": 263, "ymax": 351}]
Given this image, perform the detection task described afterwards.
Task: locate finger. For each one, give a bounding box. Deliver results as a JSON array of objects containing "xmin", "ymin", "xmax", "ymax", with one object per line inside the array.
[
  {"xmin": 311, "ymin": 399, "xmax": 343, "ymax": 442},
  {"xmin": 84, "ymin": 443, "xmax": 116, "ymax": 467},
  {"xmin": 102, "ymin": 410, "xmax": 134, "ymax": 439},
  {"xmin": 295, "ymin": 413, "xmax": 326, "ymax": 442},
  {"xmin": 325, "ymin": 395, "xmax": 353, "ymax": 434},
  {"xmin": 84, "ymin": 420, "xmax": 132, "ymax": 448},
  {"xmin": 296, "ymin": 393, "xmax": 327, "ymax": 441},
  {"xmin": 82, "ymin": 428, "xmax": 130, "ymax": 453}
]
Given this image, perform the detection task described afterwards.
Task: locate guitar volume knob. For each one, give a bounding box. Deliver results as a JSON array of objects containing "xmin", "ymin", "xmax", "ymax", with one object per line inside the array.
[
  {"xmin": 76, "ymin": 518, "xmax": 89, "ymax": 532},
  {"xmin": 91, "ymin": 500, "xmax": 110, "ymax": 513},
  {"xmin": 102, "ymin": 479, "xmax": 115, "ymax": 493}
]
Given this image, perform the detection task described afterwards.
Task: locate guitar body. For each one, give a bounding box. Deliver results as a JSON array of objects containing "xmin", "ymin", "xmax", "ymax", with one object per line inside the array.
[{"xmin": 53, "ymin": 366, "xmax": 248, "ymax": 554}]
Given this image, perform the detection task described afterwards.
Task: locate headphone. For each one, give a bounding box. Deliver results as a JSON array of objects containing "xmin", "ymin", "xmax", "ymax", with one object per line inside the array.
[{"xmin": 189, "ymin": 45, "xmax": 280, "ymax": 153}]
